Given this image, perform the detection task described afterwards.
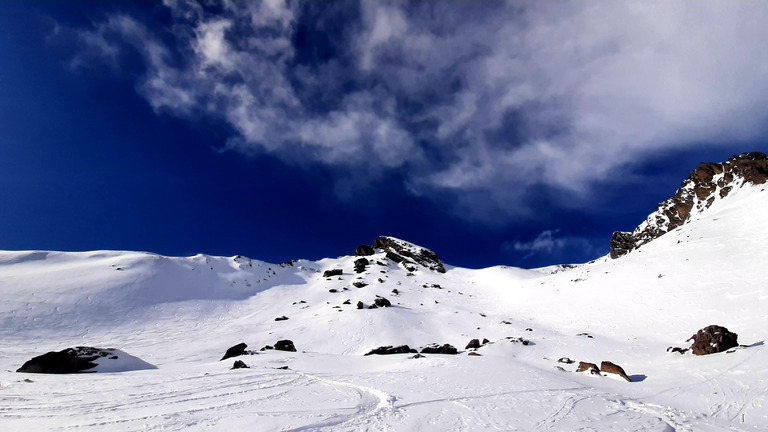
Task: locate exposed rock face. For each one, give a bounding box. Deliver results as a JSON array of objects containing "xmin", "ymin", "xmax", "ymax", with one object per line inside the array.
[
  {"xmin": 420, "ymin": 344, "xmax": 458, "ymax": 354},
  {"xmin": 323, "ymin": 269, "xmax": 343, "ymax": 278},
  {"xmin": 16, "ymin": 347, "xmax": 154, "ymax": 374},
  {"xmin": 355, "ymin": 244, "xmax": 375, "ymax": 256},
  {"xmin": 610, "ymin": 152, "xmax": 768, "ymax": 259},
  {"xmin": 364, "ymin": 345, "xmax": 417, "ymax": 356},
  {"xmin": 372, "ymin": 236, "xmax": 446, "ymax": 273},
  {"xmin": 221, "ymin": 343, "xmax": 248, "ymax": 361},
  {"xmin": 576, "ymin": 362, "xmax": 600, "ymax": 374},
  {"xmin": 274, "ymin": 340, "xmax": 297, "ymax": 352},
  {"xmin": 600, "ymin": 361, "xmax": 631, "ymax": 382},
  {"xmin": 687, "ymin": 325, "xmax": 739, "ymax": 355}
]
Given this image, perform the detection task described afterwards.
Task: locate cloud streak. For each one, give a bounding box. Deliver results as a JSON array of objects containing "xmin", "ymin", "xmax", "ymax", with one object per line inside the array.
[{"xmin": 69, "ymin": 1, "xmax": 768, "ymax": 221}]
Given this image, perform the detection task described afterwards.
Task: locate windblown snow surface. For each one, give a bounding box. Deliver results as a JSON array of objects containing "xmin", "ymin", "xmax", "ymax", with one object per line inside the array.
[{"xmin": 1, "ymin": 184, "xmax": 767, "ymax": 431}]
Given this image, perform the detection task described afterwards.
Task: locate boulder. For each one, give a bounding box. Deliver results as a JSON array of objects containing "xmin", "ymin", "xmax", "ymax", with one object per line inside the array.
[
  {"xmin": 274, "ymin": 340, "xmax": 297, "ymax": 352},
  {"xmin": 420, "ymin": 344, "xmax": 458, "ymax": 355},
  {"xmin": 353, "ymin": 281, "xmax": 368, "ymax": 288},
  {"xmin": 600, "ymin": 361, "xmax": 631, "ymax": 382},
  {"xmin": 323, "ymin": 269, "xmax": 343, "ymax": 278},
  {"xmin": 221, "ymin": 343, "xmax": 248, "ymax": 361},
  {"xmin": 374, "ymin": 297, "xmax": 392, "ymax": 308},
  {"xmin": 16, "ymin": 347, "xmax": 155, "ymax": 374},
  {"xmin": 355, "ymin": 244, "xmax": 375, "ymax": 256},
  {"xmin": 274, "ymin": 316, "xmax": 289, "ymax": 321},
  {"xmin": 687, "ymin": 325, "xmax": 739, "ymax": 355},
  {"xmin": 465, "ymin": 339, "xmax": 481, "ymax": 349},
  {"xmin": 232, "ymin": 360, "xmax": 249, "ymax": 369},
  {"xmin": 354, "ymin": 258, "xmax": 370, "ymax": 273},
  {"xmin": 576, "ymin": 362, "xmax": 600, "ymax": 375},
  {"xmin": 364, "ymin": 345, "xmax": 417, "ymax": 356},
  {"xmin": 357, "ymin": 301, "xmax": 365, "ymax": 309}
]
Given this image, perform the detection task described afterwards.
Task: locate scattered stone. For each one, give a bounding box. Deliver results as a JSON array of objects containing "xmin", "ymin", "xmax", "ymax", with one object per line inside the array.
[
  {"xmin": 392, "ymin": 288, "xmax": 399, "ymax": 295},
  {"xmin": 323, "ymin": 269, "xmax": 343, "ymax": 278},
  {"xmin": 374, "ymin": 297, "xmax": 392, "ymax": 308},
  {"xmin": 369, "ymin": 304, "xmax": 378, "ymax": 309},
  {"xmin": 525, "ymin": 328, "xmax": 533, "ymax": 332},
  {"xmin": 274, "ymin": 316, "xmax": 289, "ymax": 321},
  {"xmin": 275, "ymin": 366, "xmax": 289, "ymax": 370},
  {"xmin": 342, "ymin": 299, "xmax": 351, "ymax": 305},
  {"xmin": 355, "ymin": 244, "xmax": 375, "ymax": 256},
  {"xmin": 364, "ymin": 345, "xmax": 417, "ymax": 356},
  {"xmin": 420, "ymin": 344, "xmax": 458, "ymax": 355},
  {"xmin": 274, "ymin": 340, "xmax": 297, "ymax": 352},
  {"xmin": 506, "ymin": 337, "xmax": 531, "ymax": 345},
  {"xmin": 354, "ymin": 258, "xmax": 370, "ymax": 273},
  {"xmin": 600, "ymin": 361, "xmax": 631, "ymax": 382},
  {"xmin": 465, "ymin": 339, "xmax": 481, "ymax": 350},
  {"xmin": 576, "ymin": 362, "xmax": 600, "ymax": 375},
  {"xmin": 232, "ymin": 360, "xmax": 249, "ymax": 369},
  {"xmin": 410, "ymin": 353, "xmax": 426, "ymax": 359},
  {"xmin": 329, "ymin": 289, "xmax": 338, "ymax": 293},
  {"xmin": 667, "ymin": 346, "xmax": 689, "ymax": 355},
  {"xmin": 482, "ymin": 338, "xmax": 490, "ymax": 345},
  {"xmin": 260, "ymin": 345, "xmax": 274, "ymax": 351},
  {"xmin": 577, "ymin": 333, "xmax": 594, "ymax": 339},
  {"xmin": 353, "ymin": 282, "xmax": 368, "ymax": 288},
  {"xmin": 558, "ymin": 357, "xmax": 575, "ymax": 364},
  {"xmin": 500, "ymin": 321, "xmax": 512, "ymax": 325},
  {"xmin": 357, "ymin": 301, "xmax": 365, "ymax": 309},
  {"xmin": 221, "ymin": 343, "xmax": 248, "ymax": 361},
  {"xmin": 468, "ymin": 352, "xmax": 482, "ymax": 356},
  {"xmin": 687, "ymin": 325, "xmax": 739, "ymax": 355}
]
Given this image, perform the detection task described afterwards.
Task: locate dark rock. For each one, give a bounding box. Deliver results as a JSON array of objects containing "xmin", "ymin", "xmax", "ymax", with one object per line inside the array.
[
  {"xmin": 275, "ymin": 365, "xmax": 289, "ymax": 370},
  {"xmin": 667, "ymin": 346, "xmax": 689, "ymax": 354},
  {"xmin": 610, "ymin": 153, "xmax": 768, "ymax": 259},
  {"xmin": 576, "ymin": 362, "xmax": 600, "ymax": 374},
  {"xmin": 465, "ymin": 339, "xmax": 481, "ymax": 350},
  {"xmin": 687, "ymin": 325, "xmax": 739, "ymax": 355},
  {"xmin": 342, "ymin": 299, "xmax": 351, "ymax": 305},
  {"xmin": 482, "ymin": 338, "xmax": 490, "ymax": 345},
  {"xmin": 558, "ymin": 357, "xmax": 575, "ymax": 364},
  {"xmin": 368, "ymin": 304, "xmax": 378, "ymax": 309},
  {"xmin": 274, "ymin": 316, "xmax": 289, "ymax": 321},
  {"xmin": 17, "ymin": 347, "xmax": 105, "ymax": 374},
  {"xmin": 420, "ymin": 344, "xmax": 458, "ymax": 354},
  {"xmin": 392, "ymin": 289, "xmax": 399, "ymax": 295},
  {"xmin": 323, "ymin": 269, "xmax": 343, "ymax": 278},
  {"xmin": 353, "ymin": 282, "xmax": 368, "ymax": 288},
  {"xmin": 600, "ymin": 361, "xmax": 631, "ymax": 382},
  {"xmin": 260, "ymin": 345, "xmax": 274, "ymax": 351},
  {"xmin": 274, "ymin": 340, "xmax": 297, "ymax": 352},
  {"xmin": 357, "ymin": 301, "xmax": 365, "ymax": 309},
  {"xmin": 329, "ymin": 289, "xmax": 338, "ymax": 293},
  {"xmin": 354, "ymin": 258, "xmax": 370, "ymax": 273},
  {"xmin": 364, "ymin": 345, "xmax": 417, "ymax": 356},
  {"xmin": 410, "ymin": 353, "xmax": 426, "ymax": 359},
  {"xmin": 468, "ymin": 352, "xmax": 482, "ymax": 356},
  {"xmin": 232, "ymin": 360, "xmax": 249, "ymax": 369},
  {"xmin": 355, "ymin": 244, "xmax": 375, "ymax": 256},
  {"xmin": 506, "ymin": 337, "xmax": 531, "ymax": 345},
  {"xmin": 373, "ymin": 236, "xmax": 446, "ymax": 273},
  {"xmin": 221, "ymin": 343, "xmax": 248, "ymax": 361},
  {"xmin": 374, "ymin": 297, "xmax": 391, "ymax": 308}
]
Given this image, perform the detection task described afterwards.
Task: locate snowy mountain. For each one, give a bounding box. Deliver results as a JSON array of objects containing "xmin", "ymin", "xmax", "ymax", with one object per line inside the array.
[{"xmin": 2, "ymin": 155, "xmax": 768, "ymax": 431}]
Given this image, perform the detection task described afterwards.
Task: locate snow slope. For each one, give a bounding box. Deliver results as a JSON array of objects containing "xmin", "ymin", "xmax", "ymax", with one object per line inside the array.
[{"xmin": 1, "ymin": 185, "xmax": 767, "ymax": 431}]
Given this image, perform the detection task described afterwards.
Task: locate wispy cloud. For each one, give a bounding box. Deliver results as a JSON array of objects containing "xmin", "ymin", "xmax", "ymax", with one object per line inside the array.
[
  {"xmin": 68, "ymin": 1, "xmax": 768, "ymax": 221},
  {"xmin": 503, "ymin": 229, "xmax": 602, "ymax": 263}
]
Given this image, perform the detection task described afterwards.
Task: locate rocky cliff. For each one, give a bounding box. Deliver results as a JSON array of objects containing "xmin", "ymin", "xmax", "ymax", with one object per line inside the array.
[{"xmin": 610, "ymin": 152, "xmax": 768, "ymax": 259}]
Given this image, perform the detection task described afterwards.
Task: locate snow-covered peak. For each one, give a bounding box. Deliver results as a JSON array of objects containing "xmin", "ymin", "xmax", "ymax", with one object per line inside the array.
[{"xmin": 610, "ymin": 152, "xmax": 768, "ymax": 258}]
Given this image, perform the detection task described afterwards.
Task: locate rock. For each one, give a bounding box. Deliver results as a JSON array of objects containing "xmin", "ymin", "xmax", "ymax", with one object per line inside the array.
[
  {"xmin": 374, "ymin": 297, "xmax": 392, "ymax": 308},
  {"xmin": 558, "ymin": 357, "xmax": 575, "ymax": 364},
  {"xmin": 274, "ymin": 340, "xmax": 297, "ymax": 352},
  {"xmin": 221, "ymin": 343, "xmax": 248, "ymax": 361},
  {"xmin": 576, "ymin": 362, "xmax": 600, "ymax": 375},
  {"xmin": 372, "ymin": 236, "xmax": 446, "ymax": 273},
  {"xmin": 506, "ymin": 337, "xmax": 531, "ymax": 345},
  {"xmin": 482, "ymin": 338, "xmax": 490, "ymax": 345},
  {"xmin": 355, "ymin": 244, "xmax": 375, "ymax": 256},
  {"xmin": 232, "ymin": 360, "xmax": 249, "ymax": 369},
  {"xmin": 260, "ymin": 345, "xmax": 274, "ymax": 351},
  {"xmin": 274, "ymin": 316, "xmax": 289, "ymax": 321},
  {"xmin": 610, "ymin": 153, "xmax": 768, "ymax": 259},
  {"xmin": 354, "ymin": 258, "xmax": 370, "ymax": 273},
  {"xmin": 600, "ymin": 361, "xmax": 631, "ymax": 382},
  {"xmin": 329, "ymin": 289, "xmax": 338, "ymax": 293},
  {"xmin": 323, "ymin": 269, "xmax": 343, "ymax": 278},
  {"xmin": 357, "ymin": 301, "xmax": 365, "ymax": 309},
  {"xmin": 667, "ymin": 346, "xmax": 689, "ymax": 355},
  {"xmin": 465, "ymin": 339, "xmax": 481, "ymax": 349},
  {"xmin": 364, "ymin": 345, "xmax": 417, "ymax": 356},
  {"xmin": 353, "ymin": 282, "xmax": 368, "ymax": 288},
  {"xmin": 420, "ymin": 344, "xmax": 458, "ymax": 354},
  {"xmin": 468, "ymin": 352, "xmax": 482, "ymax": 356},
  {"xmin": 16, "ymin": 347, "xmax": 155, "ymax": 374},
  {"xmin": 687, "ymin": 325, "xmax": 739, "ymax": 355},
  {"xmin": 410, "ymin": 353, "xmax": 426, "ymax": 359},
  {"xmin": 342, "ymin": 299, "xmax": 351, "ymax": 305}
]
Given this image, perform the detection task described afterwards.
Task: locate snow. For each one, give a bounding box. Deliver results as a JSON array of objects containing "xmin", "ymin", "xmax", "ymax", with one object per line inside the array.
[{"xmin": 1, "ymin": 184, "xmax": 767, "ymax": 431}]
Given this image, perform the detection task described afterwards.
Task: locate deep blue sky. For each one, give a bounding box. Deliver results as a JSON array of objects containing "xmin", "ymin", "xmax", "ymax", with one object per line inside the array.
[{"xmin": 2, "ymin": 1, "xmax": 767, "ymax": 268}]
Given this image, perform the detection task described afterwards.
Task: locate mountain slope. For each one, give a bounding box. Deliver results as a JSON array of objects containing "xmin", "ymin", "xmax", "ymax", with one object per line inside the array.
[{"xmin": 1, "ymin": 166, "xmax": 767, "ymax": 430}]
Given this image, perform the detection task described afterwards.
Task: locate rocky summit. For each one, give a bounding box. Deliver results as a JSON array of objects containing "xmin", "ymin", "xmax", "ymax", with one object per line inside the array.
[
  {"xmin": 369, "ymin": 236, "xmax": 446, "ymax": 273},
  {"xmin": 610, "ymin": 152, "xmax": 768, "ymax": 259}
]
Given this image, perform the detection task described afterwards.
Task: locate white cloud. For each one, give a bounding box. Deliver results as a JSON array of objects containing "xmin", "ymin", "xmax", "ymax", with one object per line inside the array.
[
  {"xmin": 503, "ymin": 229, "xmax": 600, "ymax": 261},
  {"xmin": 69, "ymin": 1, "xmax": 768, "ymax": 220}
]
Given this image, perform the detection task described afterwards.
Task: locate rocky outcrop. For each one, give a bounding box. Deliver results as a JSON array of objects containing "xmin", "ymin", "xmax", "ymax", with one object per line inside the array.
[
  {"xmin": 687, "ymin": 325, "xmax": 738, "ymax": 355},
  {"xmin": 420, "ymin": 344, "xmax": 458, "ymax": 354},
  {"xmin": 354, "ymin": 258, "xmax": 369, "ymax": 273},
  {"xmin": 221, "ymin": 343, "xmax": 248, "ymax": 361},
  {"xmin": 600, "ymin": 361, "xmax": 631, "ymax": 382},
  {"xmin": 370, "ymin": 236, "xmax": 446, "ymax": 273},
  {"xmin": 355, "ymin": 244, "xmax": 375, "ymax": 256},
  {"xmin": 274, "ymin": 340, "xmax": 297, "ymax": 352},
  {"xmin": 465, "ymin": 339, "xmax": 481, "ymax": 349},
  {"xmin": 364, "ymin": 345, "xmax": 417, "ymax": 355},
  {"xmin": 323, "ymin": 269, "xmax": 343, "ymax": 278},
  {"xmin": 610, "ymin": 153, "xmax": 768, "ymax": 259},
  {"xmin": 576, "ymin": 361, "xmax": 600, "ymax": 374},
  {"xmin": 17, "ymin": 347, "xmax": 155, "ymax": 374}
]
